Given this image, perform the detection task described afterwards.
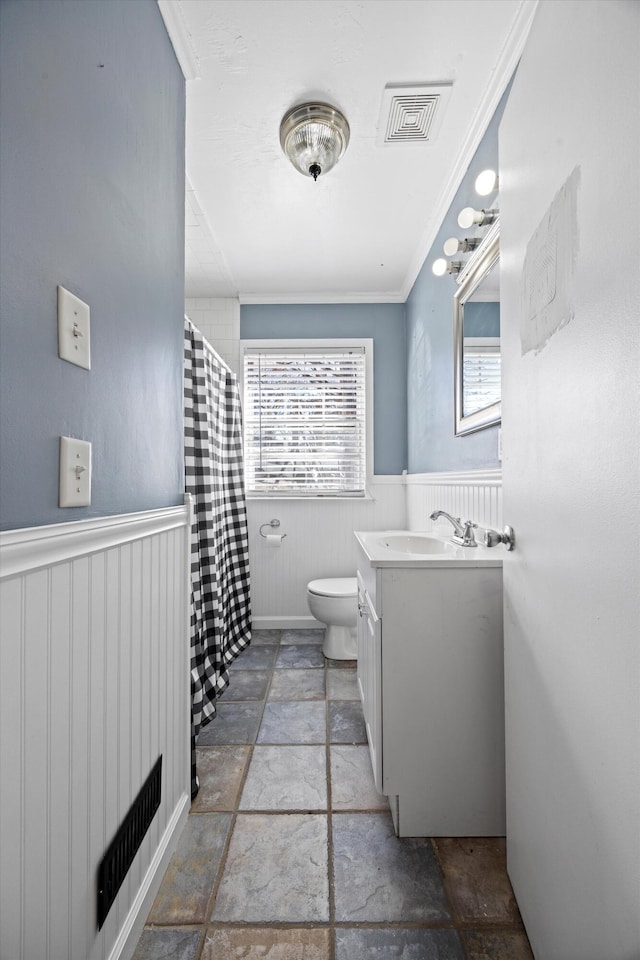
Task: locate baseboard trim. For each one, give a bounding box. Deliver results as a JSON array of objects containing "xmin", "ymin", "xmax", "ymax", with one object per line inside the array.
[{"xmin": 253, "ymin": 615, "xmax": 320, "ymax": 631}]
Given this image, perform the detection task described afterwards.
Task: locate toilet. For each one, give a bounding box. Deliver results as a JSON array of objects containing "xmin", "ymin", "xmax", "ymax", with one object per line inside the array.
[{"xmin": 306, "ymin": 577, "xmax": 358, "ymax": 660}]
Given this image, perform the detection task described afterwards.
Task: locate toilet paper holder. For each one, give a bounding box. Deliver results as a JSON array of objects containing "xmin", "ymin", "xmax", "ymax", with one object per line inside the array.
[{"xmin": 259, "ymin": 519, "xmax": 287, "ymax": 540}]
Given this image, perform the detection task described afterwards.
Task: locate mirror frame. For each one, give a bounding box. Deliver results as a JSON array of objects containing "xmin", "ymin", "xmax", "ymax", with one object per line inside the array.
[{"xmin": 453, "ymin": 222, "xmax": 501, "ymax": 436}]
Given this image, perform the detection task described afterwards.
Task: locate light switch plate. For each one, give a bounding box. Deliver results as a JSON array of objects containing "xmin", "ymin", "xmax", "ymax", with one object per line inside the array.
[
  {"xmin": 59, "ymin": 436, "xmax": 92, "ymax": 507},
  {"xmin": 58, "ymin": 286, "xmax": 91, "ymax": 369}
]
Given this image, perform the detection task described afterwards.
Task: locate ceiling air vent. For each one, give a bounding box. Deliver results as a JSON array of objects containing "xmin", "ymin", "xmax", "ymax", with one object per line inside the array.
[{"xmin": 377, "ymin": 82, "xmax": 453, "ymax": 146}]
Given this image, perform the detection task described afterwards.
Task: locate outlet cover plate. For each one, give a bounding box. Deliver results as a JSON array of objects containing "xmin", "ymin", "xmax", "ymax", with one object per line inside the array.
[
  {"xmin": 58, "ymin": 286, "xmax": 91, "ymax": 369},
  {"xmin": 59, "ymin": 436, "xmax": 92, "ymax": 507}
]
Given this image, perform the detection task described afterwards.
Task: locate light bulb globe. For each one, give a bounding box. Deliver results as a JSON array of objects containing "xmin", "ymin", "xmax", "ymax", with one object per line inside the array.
[
  {"xmin": 432, "ymin": 259, "xmax": 448, "ymax": 277},
  {"xmin": 457, "ymin": 207, "xmax": 479, "ymax": 230},
  {"xmin": 475, "ymin": 169, "xmax": 498, "ymax": 196}
]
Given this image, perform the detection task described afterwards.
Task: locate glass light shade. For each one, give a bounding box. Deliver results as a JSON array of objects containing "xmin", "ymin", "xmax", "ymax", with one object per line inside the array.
[
  {"xmin": 280, "ymin": 102, "xmax": 350, "ymax": 180},
  {"xmin": 475, "ymin": 168, "xmax": 498, "ymax": 196}
]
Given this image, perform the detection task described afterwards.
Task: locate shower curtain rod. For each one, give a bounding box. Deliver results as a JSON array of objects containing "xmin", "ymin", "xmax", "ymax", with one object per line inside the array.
[{"xmin": 184, "ymin": 315, "xmax": 233, "ymax": 375}]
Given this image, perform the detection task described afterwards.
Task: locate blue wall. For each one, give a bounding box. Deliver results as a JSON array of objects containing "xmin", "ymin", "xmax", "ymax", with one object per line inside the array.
[
  {"xmin": 464, "ymin": 301, "xmax": 500, "ymax": 337},
  {"xmin": 241, "ymin": 304, "xmax": 407, "ymax": 475},
  {"xmin": 0, "ymin": 0, "xmax": 185, "ymax": 530},
  {"xmin": 406, "ymin": 88, "xmax": 510, "ymax": 473}
]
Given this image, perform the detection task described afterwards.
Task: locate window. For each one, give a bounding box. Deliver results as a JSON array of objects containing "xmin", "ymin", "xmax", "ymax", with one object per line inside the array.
[
  {"xmin": 242, "ymin": 340, "xmax": 371, "ymax": 497},
  {"xmin": 462, "ymin": 338, "xmax": 501, "ymax": 417}
]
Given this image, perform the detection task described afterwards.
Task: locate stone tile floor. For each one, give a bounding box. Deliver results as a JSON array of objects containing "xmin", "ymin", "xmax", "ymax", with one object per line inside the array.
[{"xmin": 132, "ymin": 628, "xmax": 534, "ymax": 960}]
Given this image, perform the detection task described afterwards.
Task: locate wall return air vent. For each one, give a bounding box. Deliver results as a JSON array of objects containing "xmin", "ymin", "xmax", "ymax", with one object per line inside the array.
[
  {"xmin": 377, "ymin": 82, "xmax": 453, "ymax": 145},
  {"xmin": 97, "ymin": 756, "xmax": 162, "ymax": 929}
]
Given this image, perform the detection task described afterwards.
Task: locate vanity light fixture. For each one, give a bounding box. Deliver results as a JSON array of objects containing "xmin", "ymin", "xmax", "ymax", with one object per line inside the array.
[
  {"xmin": 279, "ymin": 102, "xmax": 350, "ymax": 181},
  {"xmin": 432, "ymin": 258, "xmax": 462, "ymax": 277},
  {"xmin": 474, "ymin": 168, "xmax": 499, "ymax": 196},
  {"xmin": 443, "ymin": 236, "xmax": 482, "ymax": 256},
  {"xmin": 457, "ymin": 206, "xmax": 498, "ymax": 230}
]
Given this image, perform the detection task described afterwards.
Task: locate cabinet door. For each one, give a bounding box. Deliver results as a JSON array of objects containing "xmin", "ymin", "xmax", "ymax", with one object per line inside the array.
[
  {"xmin": 356, "ymin": 580, "xmax": 367, "ymax": 705},
  {"xmin": 357, "ymin": 581, "xmax": 382, "ymax": 793}
]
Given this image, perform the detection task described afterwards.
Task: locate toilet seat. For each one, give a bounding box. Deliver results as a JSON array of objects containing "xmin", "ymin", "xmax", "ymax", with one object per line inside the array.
[{"xmin": 308, "ymin": 577, "xmax": 357, "ymax": 599}]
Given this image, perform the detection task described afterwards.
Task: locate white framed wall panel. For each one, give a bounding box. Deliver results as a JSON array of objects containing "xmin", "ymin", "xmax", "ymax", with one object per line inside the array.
[{"xmin": 0, "ymin": 506, "xmax": 191, "ymax": 960}]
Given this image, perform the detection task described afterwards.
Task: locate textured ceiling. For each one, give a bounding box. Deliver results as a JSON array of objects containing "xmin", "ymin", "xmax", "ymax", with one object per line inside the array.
[{"xmin": 160, "ymin": 0, "xmax": 536, "ymax": 302}]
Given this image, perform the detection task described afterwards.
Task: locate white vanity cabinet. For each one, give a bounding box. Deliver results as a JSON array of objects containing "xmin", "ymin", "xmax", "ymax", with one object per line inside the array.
[{"xmin": 356, "ymin": 533, "xmax": 505, "ymax": 838}]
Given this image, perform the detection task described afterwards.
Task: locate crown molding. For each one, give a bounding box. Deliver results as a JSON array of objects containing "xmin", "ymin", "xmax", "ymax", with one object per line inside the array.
[
  {"xmin": 239, "ymin": 291, "xmax": 405, "ymax": 305},
  {"xmin": 157, "ymin": 0, "xmax": 200, "ymax": 81}
]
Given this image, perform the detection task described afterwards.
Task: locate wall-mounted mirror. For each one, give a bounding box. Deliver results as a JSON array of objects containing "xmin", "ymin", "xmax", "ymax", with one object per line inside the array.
[{"xmin": 453, "ymin": 221, "xmax": 500, "ymax": 436}]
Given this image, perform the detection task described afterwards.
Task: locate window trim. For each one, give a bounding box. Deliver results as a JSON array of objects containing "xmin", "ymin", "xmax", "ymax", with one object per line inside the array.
[{"xmin": 240, "ymin": 338, "xmax": 374, "ymax": 500}]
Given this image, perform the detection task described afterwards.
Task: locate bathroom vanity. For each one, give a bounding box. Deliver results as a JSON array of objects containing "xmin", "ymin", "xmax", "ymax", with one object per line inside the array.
[{"xmin": 355, "ymin": 530, "xmax": 505, "ymax": 838}]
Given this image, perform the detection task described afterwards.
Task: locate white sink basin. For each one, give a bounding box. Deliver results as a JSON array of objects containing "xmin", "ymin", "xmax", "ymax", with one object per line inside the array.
[
  {"xmin": 374, "ymin": 534, "xmax": 456, "ymax": 556},
  {"xmin": 354, "ymin": 530, "xmax": 503, "ymax": 568}
]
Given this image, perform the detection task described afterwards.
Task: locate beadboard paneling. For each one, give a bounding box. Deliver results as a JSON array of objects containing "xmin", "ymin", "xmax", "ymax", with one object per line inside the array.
[
  {"xmin": 406, "ymin": 469, "xmax": 503, "ymax": 536},
  {"xmin": 248, "ymin": 478, "xmax": 406, "ymax": 627},
  {"xmin": 0, "ymin": 506, "xmax": 191, "ymax": 960},
  {"xmin": 248, "ymin": 473, "xmax": 502, "ymax": 626}
]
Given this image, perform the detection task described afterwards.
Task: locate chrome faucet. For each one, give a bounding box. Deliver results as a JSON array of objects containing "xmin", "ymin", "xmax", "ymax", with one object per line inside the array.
[
  {"xmin": 430, "ymin": 510, "xmax": 464, "ymax": 536},
  {"xmin": 429, "ymin": 510, "xmax": 478, "ymax": 547}
]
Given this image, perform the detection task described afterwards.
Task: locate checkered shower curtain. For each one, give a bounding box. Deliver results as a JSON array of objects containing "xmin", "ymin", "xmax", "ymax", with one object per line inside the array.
[{"xmin": 184, "ymin": 317, "xmax": 251, "ymax": 798}]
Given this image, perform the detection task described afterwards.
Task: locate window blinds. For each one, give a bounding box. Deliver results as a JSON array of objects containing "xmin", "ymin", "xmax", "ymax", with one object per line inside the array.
[
  {"xmin": 243, "ymin": 347, "xmax": 366, "ymax": 496},
  {"xmin": 462, "ymin": 339, "xmax": 501, "ymax": 417}
]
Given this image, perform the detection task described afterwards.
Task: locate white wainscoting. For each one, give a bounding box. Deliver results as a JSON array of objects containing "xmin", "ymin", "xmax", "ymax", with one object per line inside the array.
[
  {"xmin": 248, "ymin": 478, "xmax": 406, "ymax": 628},
  {"xmin": 0, "ymin": 505, "xmax": 191, "ymax": 960},
  {"xmin": 406, "ymin": 469, "xmax": 503, "ymax": 536}
]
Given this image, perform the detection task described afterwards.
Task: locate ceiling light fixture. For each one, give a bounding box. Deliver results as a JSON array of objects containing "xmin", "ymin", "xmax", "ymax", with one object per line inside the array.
[
  {"xmin": 280, "ymin": 102, "xmax": 350, "ymax": 181},
  {"xmin": 474, "ymin": 168, "xmax": 499, "ymax": 196}
]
